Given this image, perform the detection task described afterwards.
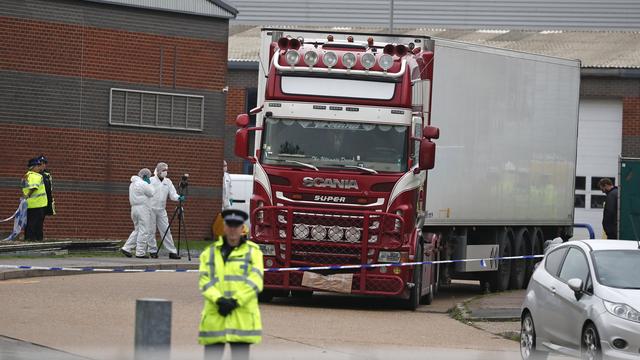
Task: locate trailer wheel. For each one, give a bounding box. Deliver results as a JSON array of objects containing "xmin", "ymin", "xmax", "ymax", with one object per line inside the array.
[
  {"xmin": 405, "ymin": 242, "xmax": 423, "ymax": 310},
  {"xmin": 488, "ymin": 229, "xmax": 512, "ymax": 292},
  {"xmin": 525, "ymin": 227, "xmax": 544, "ymax": 286},
  {"xmin": 510, "ymin": 228, "xmax": 528, "ymax": 290}
]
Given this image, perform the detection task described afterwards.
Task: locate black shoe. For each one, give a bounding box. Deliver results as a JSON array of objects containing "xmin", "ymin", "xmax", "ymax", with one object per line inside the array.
[
  {"xmin": 169, "ymin": 253, "xmax": 181, "ymax": 260},
  {"xmin": 150, "ymin": 252, "xmax": 159, "ymax": 259},
  {"xmin": 135, "ymin": 255, "xmax": 150, "ymax": 259},
  {"xmin": 121, "ymin": 249, "xmax": 133, "ymax": 258}
]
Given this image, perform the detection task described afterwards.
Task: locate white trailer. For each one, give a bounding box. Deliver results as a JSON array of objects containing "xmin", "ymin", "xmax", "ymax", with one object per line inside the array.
[{"xmin": 424, "ymin": 39, "xmax": 580, "ymax": 290}]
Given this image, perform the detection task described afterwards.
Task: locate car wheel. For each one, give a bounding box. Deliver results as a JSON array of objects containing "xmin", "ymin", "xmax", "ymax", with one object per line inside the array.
[
  {"xmin": 520, "ymin": 312, "xmax": 548, "ymax": 360},
  {"xmin": 581, "ymin": 323, "xmax": 602, "ymax": 360}
]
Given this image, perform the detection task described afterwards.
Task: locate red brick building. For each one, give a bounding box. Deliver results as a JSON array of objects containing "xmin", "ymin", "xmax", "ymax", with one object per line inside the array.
[{"xmin": 0, "ymin": 0, "xmax": 237, "ymax": 240}]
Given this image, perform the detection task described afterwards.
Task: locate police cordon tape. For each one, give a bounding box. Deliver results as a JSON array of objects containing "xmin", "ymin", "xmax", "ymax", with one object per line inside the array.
[{"xmin": 0, "ymin": 254, "xmax": 544, "ymax": 274}]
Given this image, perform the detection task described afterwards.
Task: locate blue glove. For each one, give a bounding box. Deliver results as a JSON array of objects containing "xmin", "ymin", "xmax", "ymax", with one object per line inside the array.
[
  {"xmin": 143, "ymin": 176, "xmax": 151, "ymax": 184},
  {"xmin": 178, "ymin": 195, "xmax": 186, "ymax": 201}
]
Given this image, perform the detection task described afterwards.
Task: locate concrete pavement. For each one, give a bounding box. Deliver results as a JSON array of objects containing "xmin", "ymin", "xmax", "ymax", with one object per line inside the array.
[
  {"xmin": 0, "ymin": 273, "xmax": 518, "ymax": 360},
  {"xmin": 0, "ymin": 256, "xmax": 199, "ymax": 280}
]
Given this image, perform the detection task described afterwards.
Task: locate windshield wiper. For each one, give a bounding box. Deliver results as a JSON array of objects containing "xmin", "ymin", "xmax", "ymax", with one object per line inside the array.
[
  {"xmin": 327, "ymin": 164, "xmax": 378, "ymax": 174},
  {"xmin": 271, "ymin": 158, "xmax": 319, "ymax": 171}
]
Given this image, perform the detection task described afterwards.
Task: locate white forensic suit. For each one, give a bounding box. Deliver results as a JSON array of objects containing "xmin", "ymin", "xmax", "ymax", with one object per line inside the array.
[
  {"xmin": 148, "ymin": 175, "xmax": 180, "ymax": 254},
  {"xmin": 122, "ymin": 175, "xmax": 156, "ymax": 257}
]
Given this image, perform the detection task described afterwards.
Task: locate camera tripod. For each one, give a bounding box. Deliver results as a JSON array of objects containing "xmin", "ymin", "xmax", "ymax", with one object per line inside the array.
[{"xmin": 158, "ymin": 176, "xmax": 191, "ymax": 261}]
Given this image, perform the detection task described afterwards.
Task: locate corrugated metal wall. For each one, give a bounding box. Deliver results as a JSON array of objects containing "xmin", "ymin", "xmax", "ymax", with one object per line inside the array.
[
  {"xmin": 227, "ymin": 0, "xmax": 640, "ymax": 30},
  {"xmin": 87, "ymin": 0, "xmax": 235, "ymax": 18}
]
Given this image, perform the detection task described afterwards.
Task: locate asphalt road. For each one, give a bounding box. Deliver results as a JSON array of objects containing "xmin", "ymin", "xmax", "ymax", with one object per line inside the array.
[{"xmin": 0, "ymin": 274, "xmax": 519, "ymax": 360}]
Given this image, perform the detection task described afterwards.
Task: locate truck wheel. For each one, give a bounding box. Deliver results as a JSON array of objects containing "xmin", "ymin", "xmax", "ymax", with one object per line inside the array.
[
  {"xmin": 405, "ymin": 242, "xmax": 423, "ymax": 310},
  {"xmin": 258, "ymin": 289, "xmax": 288, "ymax": 302},
  {"xmin": 258, "ymin": 290, "xmax": 275, "ymax": 303},
  {"xmin": 525, "ymin": 227, "xmax": 544, "ymax": 286},
  {"xmin": 291, "ymin": 290, "xmax": 313, "ymax": 298},
  {"xmin": 420, "ymin": 283, "xmax": 434, "ymax": 305},
  {"xmin": 488, "ymin": 229, "xmax": 512, "ymax": 292},
  {"xmin": 510, "ymin": 228, "xmax": 528, "ymax": 290}
]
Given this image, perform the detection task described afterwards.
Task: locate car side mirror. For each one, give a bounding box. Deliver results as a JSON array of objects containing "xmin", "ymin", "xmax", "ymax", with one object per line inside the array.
[{"xmin": 567, "ymin": 278, "xmax": 584, "ymax": 300}]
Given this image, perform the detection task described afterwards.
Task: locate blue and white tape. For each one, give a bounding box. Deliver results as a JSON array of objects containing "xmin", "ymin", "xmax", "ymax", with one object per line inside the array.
[{"xmin": 0, "ymin": 254, "xmax": 543, "ymax": 274}]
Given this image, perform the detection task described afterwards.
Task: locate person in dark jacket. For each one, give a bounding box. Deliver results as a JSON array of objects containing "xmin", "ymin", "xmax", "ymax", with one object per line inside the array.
[
  {"xmin": 598, "ymin": 178, "xmax": 618, "ymax": 239},
  {"xmin": 36, "ymin": 155, "xmax": 55, "ymax": 217}
]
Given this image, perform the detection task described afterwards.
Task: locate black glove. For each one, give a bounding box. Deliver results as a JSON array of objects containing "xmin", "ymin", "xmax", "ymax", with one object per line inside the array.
[{"xmin": 216, "ymin": 297, "xmax": 238, "ymax": 317}]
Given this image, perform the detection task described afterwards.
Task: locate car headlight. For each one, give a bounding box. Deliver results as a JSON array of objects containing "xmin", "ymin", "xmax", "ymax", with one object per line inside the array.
[
  {"xmin": 604, "ymin": 300, "xmax": 640, "ymax": 323},
  {"xmin": 259, "ymin": 244, "xmax": 276, "ymax": 256},
  {"xmin": 378, "ymin": 251, "xmax": 401, "ymax": 263}
]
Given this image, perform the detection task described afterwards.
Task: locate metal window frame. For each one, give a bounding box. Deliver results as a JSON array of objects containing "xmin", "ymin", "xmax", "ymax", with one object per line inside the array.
[{"xmin": 109, "ymin": 88, "xmax": 204, "ymax": 132}]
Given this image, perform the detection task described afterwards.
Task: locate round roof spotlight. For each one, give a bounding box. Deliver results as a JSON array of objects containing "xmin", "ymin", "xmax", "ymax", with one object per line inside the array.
[
  {"xmin": 383, "ymin": 44, "xmax": 395, "ymax": 55},
  {"xmin": 408, "ymin": 42, "xmax": 415, "ymax": 50},
  {"xmin": 289, "ymin": 37, "xmax": 301, "ymax": 50},
  {"xmin": 304, "ymin": 50, "xmax": 319, "ymax": 66},
  {"xmin": 361, "ymin": 53, "xmax": 376, "ymax": 69},
  {"xmin": 285, "ymin": 50, "xmax": 300, "ymax": 66},
  {"xmin": 323, "ymin": 51, "xmax": 338, "ymax": 68},
  {"xmin": 342, "ymin": 52, "xmax": 356, "ymax": 69},
  {"xmin": 367, "ymin": 37, "xmax": 375, "ymax": 47},
  {"xmin": 277, "ymin": 37, "xmax": 289, "ymax": 50},
  {"xmin": 395, "ymin": 44, "xmax": 408, "ymax": 57},
  {"xmin": 379, "ymin": 54, "xmax": 394, "ymax": 71}
]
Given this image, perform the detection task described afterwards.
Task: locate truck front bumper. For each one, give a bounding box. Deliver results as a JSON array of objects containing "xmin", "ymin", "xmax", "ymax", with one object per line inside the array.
[{"xmin": 264, "ymin": 270, "xmax": 407, "ymax": 296}]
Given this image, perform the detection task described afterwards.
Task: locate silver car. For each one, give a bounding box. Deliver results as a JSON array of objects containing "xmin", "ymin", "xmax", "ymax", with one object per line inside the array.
[{"xmin": 520, "ymin": 240, "xmax": 640, "ymax": 360}]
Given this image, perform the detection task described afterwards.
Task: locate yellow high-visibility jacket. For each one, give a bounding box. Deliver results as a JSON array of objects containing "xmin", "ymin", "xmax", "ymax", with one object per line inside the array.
[
  {"xmin": 198, "ymin": 237, "xmax": 264, "ymax": 345},
  {"xmin": 22, "ymin": 171, "xmax": 47, "ymax": 209}
]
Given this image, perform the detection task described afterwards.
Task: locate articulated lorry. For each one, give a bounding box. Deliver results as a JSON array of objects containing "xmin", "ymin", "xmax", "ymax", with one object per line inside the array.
[{"xmin": 234, "ymin": 29, "xmax": 580, "ymax": 309}]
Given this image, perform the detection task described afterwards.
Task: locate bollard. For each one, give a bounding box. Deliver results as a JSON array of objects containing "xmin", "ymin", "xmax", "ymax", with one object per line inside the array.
[{"xmin": 134, "ymin": 298, "xmax": 172, "ymax": 360}]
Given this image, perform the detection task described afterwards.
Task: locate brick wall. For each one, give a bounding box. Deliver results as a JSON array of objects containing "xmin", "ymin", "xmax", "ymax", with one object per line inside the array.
[{"xmin": 0, "ymin": 1, "xmax": 230, "ymax": 241}]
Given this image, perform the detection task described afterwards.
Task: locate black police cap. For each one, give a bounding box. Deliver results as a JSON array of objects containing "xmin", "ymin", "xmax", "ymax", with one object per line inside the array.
[{"xmin": 221, "ymin": 209, "xmax": 249, "ymax": 226}]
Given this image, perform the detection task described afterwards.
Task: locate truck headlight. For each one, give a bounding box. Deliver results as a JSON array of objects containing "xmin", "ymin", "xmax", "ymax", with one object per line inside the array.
[
  {"xmin": 361, "ymin": 53, "xmax": 375, "ymax": 69},
  {"xmin": 311, "ymin": 225, "xmax": 327, "ymax": 241},
  {"xmin": 285, "ymin": 50, "xmax": 300, "ymax": 66},
  {"xmin": 604, "ymin": 300, "xmax": 640, "ymax": 323},
  {"xmin": 293, "ymin": 224, "xmax": 309, "ymax": 239},
  {"xmin": 378, "ymin": 251, "xmax": 401, "ymax": 263},
  {"xmin": 345, "ymin": 227, "xmax": 361, "ymax": 243},
  {"xmin": 259, "ymin": 244, "xmax": 276, "ymax": 256},
  {"xmin": 328, "ymin": 226, "xmax": 344, "ymax": 242},
  {"xmin": 323, "ymin": 51, "xmax": 338, "ymax": 67},
  {"xmin": 378, "ymin": 54, "xmax": 393, "ymax": 70},
  {"xmin": 304, "ymin": 50, "xmax": 318, "ymax": 66}
]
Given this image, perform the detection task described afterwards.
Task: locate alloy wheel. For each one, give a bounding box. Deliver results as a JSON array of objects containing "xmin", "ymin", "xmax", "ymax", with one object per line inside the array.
[{"xmin": 520, "ymin": 315, "xmax": 535, "ymax": 359}]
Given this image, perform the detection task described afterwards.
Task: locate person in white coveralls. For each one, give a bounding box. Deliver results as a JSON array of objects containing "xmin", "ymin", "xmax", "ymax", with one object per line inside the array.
[
  {"xmin": 148, "ymin": 162, "xmax": 184, "ymax": 259},
  {"xmin": 121, "ymin": 168, "xmax": 155, "ymax": 258}
]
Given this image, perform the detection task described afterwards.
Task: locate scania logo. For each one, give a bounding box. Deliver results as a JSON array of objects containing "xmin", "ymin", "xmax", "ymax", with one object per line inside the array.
[{"xmin": 302, "ymin": 177, "xmax": 359, "ymax": 190}]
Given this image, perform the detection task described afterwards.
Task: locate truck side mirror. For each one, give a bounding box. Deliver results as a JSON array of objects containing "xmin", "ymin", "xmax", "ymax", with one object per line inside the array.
[
  {"xmin": 236, "ymin": 113, "xmax": 250, "ymax": 128},
  {"xmin": 423, "ymin": 125, "xmax": 439, "ymax": 140},
  {"xmin": 418, "ymin": 139, "xmax": 436, "ymax": 170},
  {"xmin": 235, "ymin": 128, "xmax": 250, "ymax": 159}
]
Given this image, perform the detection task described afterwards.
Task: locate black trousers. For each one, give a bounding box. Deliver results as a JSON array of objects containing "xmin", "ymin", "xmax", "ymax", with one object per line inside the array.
[
  {"xmin": 25, "ymin": 207, "xmax": 45, "ymax": 241},
  {"xmin": 204, "ymin": 343, "xmax": 250, "ymax": 360}
]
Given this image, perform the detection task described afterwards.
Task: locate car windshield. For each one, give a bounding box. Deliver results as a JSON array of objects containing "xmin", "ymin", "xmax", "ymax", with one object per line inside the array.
[
  {"xmin": 592, "ymin": 250, "xmax": 640, "ymax": 289},
  {"xmin": 260, "ymin": 118, "xmax": 408, "ymax": 173}
]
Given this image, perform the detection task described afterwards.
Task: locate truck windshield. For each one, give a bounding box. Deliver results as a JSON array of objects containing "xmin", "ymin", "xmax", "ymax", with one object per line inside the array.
[{"xmin": 261, "ymin": 118, "xmax": 408, "ymax": 173}]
